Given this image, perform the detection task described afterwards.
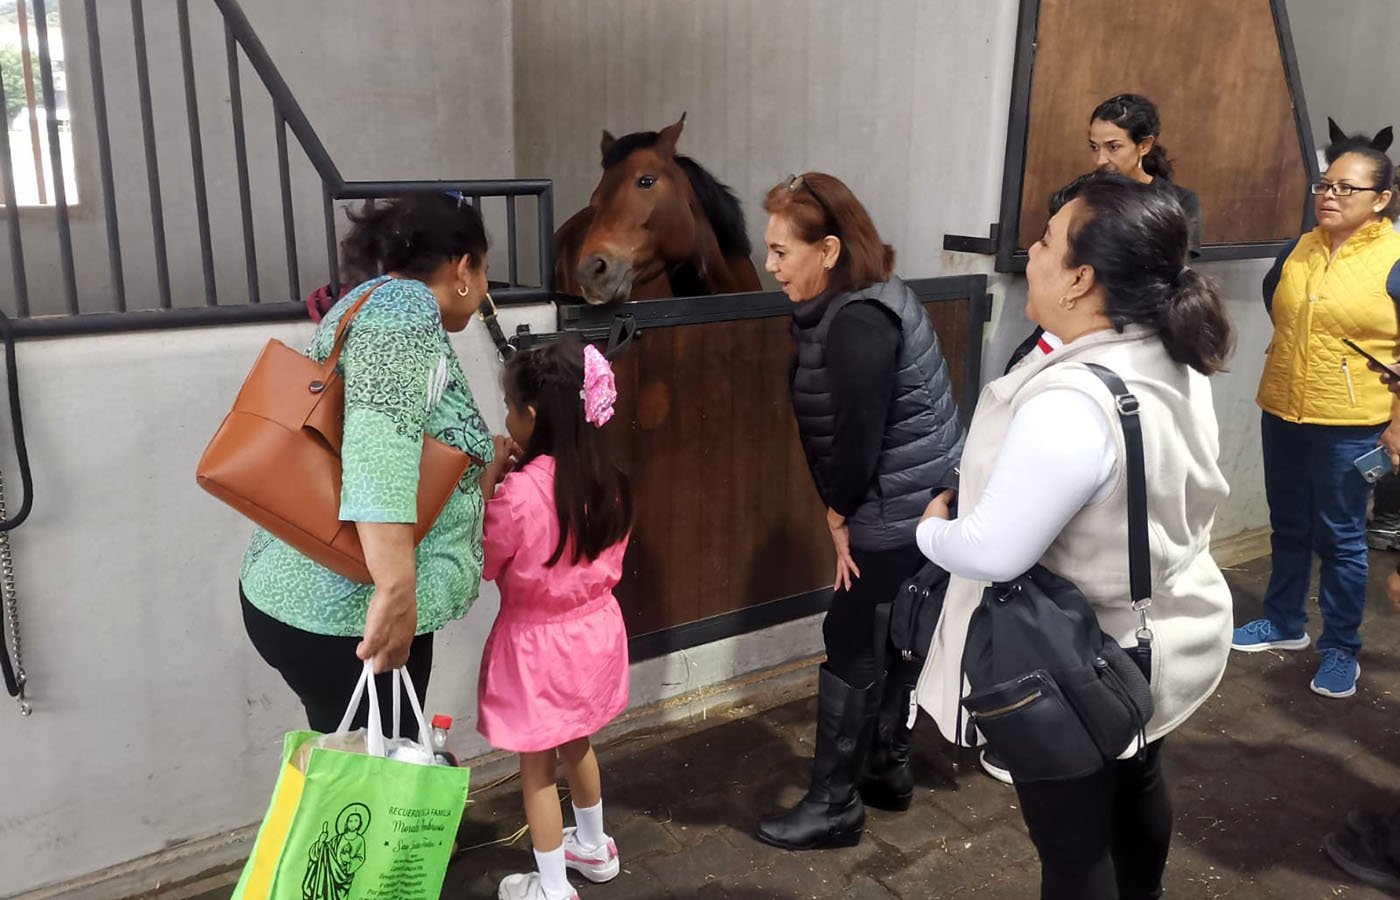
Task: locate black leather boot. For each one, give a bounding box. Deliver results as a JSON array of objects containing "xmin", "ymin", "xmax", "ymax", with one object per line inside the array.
[
  {"xmin": 858, "ymin": 654, "xmax": 919, "ymax": 811},
  {"xmin": 755, "ymin": 666, "xmax": 873, "ymax": 850}
]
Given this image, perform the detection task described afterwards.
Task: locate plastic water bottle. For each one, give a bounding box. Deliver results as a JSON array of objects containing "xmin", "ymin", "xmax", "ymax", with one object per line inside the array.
[{"xmin": 430, "ymin": 714, "xmax": 458, "ymax": 766}]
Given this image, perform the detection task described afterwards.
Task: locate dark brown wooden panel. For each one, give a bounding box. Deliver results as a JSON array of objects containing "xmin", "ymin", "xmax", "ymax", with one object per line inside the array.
[
  {"xmin": 609, "ymin": 298, "xmax": 973, "ymax": 637},
  {"xmin": 925, "ymin": 300, "xmax": 970, "ymax": 407},
  {"xmin": 1016, "ymin": 0, "xmax": 1307, "ymax": 250}
]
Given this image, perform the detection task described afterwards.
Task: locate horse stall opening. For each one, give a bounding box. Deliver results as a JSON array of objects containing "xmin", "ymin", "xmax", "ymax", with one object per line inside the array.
[{"xmin": 523, "ymin": 275, "xmax": 990, "ymax": 659}]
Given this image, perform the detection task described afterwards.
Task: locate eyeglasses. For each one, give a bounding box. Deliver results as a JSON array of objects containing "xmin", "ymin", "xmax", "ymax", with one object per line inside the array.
[
  {"xmin": 1310, "ymin": 181, "xmax": 1385, "ymax": 198},
  {"xmin": 785, "ymin": 173, "xmax": 835, "ymax": 228}
]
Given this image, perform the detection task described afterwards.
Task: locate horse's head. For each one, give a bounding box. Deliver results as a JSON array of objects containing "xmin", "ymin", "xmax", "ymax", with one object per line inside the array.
[{"xmin": 575, "ymin": 114, "xmax": 707, "ymax": 305}]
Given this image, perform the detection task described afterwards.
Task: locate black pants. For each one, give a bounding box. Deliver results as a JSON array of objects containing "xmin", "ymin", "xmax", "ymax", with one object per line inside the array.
[
  {"xmin": 1374, "ymin": 472, "xmax": 1400, "ymax": 519},
  {"xmin": 822, "ymin": 544, "xmax": 926, "ymax": 687},
  {"xmin": 241, "ymin": 587, "xmax": 434, "ymax": 740},
  {"xmin": 1013, "ymin": 740, "xmax": 1171, "ymax": 900}
]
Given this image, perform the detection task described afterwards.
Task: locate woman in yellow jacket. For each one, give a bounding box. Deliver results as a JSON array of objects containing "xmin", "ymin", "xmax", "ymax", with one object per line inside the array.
[{"xmin": 1234, "ymin": 132, "xmax": 1400, "ymax": 700}]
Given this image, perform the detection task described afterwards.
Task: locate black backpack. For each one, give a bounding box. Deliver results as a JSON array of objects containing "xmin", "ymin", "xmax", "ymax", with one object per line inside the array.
[{"xmin": 959, "ymin": 364, "xmax": 1155, "ymax": 783}]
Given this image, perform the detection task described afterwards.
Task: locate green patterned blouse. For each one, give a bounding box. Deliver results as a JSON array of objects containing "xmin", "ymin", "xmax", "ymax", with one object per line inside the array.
[{"xmin": 239, "ymin": 276, "xmax": 495, "ymax": 637}]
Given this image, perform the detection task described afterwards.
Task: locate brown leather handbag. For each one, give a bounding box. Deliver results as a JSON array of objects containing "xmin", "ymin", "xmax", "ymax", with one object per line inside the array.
[{"xmin": 197, "ymin": 286, "xmax": 477, "ymax": 583}]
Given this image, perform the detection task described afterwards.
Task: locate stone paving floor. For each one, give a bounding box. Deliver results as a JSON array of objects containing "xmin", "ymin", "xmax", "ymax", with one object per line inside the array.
[{"xmin": 186, "ymin": 551, "xmax": 1400, "ymax": 898}]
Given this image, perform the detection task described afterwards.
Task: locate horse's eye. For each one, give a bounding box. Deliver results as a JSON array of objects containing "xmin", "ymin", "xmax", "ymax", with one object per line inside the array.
[{"xmin": 637, "ymin": 175, "xmax": 657, "ymax": 189}]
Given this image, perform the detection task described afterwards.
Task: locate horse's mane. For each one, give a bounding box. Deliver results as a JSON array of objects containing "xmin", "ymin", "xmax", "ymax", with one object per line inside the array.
[{"xmin": 601, "ymin": 131, "xmax": 752, "ymax": 258}]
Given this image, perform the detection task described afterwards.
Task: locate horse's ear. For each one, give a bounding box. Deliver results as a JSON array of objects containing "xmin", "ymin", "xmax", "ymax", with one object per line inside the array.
[
  {"xmin": 655, "ymin": 112, "xmax": 687, "ymax": 157},
  {"xmin": 600, "ymin": 130, "xmax": 617, "ymax": 160},
  {"xmin": 1373, "ymin": 126, "xmax": 1394, "ymax": 153},
  {"xmin": 1329, "ymin": 117, "xmax": 1348, "ymax": 146}
]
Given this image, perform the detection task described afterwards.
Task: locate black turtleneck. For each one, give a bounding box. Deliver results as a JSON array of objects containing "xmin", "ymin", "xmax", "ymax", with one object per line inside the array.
[{"xmin": 820, "ymin": 300, "xmax": 901, "ymax": 517}]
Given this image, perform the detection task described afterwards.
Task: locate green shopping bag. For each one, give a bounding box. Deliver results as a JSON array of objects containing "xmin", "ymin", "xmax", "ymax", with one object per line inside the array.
[{"xmin": 232, "ymin": 662, "xmax": 471, "ymax": 900}]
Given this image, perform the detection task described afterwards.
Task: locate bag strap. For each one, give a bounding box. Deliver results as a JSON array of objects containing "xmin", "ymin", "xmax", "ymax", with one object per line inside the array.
[
  {"xmin": 335, "ymin": 661, "xmax": 432, "ymax": 757},
  {"xmin": 320, "ymin": 279, "xmax": 389, "ymax": 377},
  {"xmin": 1082, "ymin": 363, "xmax": 1152, "ymax": 637}
]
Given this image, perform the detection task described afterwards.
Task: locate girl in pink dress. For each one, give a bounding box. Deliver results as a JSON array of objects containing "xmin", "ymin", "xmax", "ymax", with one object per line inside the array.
[{"xmin": 478, "ymin": 338, "xmax": 632, "ymax": 900}]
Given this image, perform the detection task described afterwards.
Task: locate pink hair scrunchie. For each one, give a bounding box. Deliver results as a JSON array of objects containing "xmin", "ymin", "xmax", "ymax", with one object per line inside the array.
[{"xmin": 582, "ymin": 344, "xmax": 617, "ymax": 427}]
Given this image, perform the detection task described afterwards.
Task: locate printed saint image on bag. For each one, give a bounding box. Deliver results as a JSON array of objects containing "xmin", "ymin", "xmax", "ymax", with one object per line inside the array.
[{"xmin": 302, "ymin": 804, "xmax": 370, "ymax": 899}]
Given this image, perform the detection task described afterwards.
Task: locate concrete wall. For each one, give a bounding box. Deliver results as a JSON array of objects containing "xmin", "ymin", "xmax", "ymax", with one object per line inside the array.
[
  {"xmin": 1286, "ymin": 0, "xmax": 1400, "ymax": 158},
  {"xmin": 3, "ymin": 0, "xmax": 521, "ymax": 318}
]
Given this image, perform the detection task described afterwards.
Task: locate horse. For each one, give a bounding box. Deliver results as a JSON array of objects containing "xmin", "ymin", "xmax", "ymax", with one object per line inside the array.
[{"xmin": 554, "ymin": 114, "xmax": 763, "ymax": 305}]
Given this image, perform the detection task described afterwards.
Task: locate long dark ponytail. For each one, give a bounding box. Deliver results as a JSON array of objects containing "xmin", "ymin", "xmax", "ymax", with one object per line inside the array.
[
  {"xmin": 504, "ymin": 337, "xmax": 632, "ymax": 566},
  {"xmin": 1060, "ymin": 172, "xmax": 1233, "ymax": 374},
  {"xmin": 1091, "ymin": 93, "xmax": 1174, "ymax": 181}
]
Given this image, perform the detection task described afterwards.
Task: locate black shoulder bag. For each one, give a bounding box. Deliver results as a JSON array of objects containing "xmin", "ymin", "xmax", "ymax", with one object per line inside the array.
[
  {"xmin": 887, "ymin": 560, "xmax": 951, "ymax": 662},
  {"xmin": 958, "ymin": 363, "xmax": 1155, "ymax": 783},
  {"xmin": 883, "ymin": 471, "xmax": 959, "ymax": 664}
]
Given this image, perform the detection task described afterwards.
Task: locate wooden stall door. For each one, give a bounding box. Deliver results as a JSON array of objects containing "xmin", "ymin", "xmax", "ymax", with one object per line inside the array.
[
  {"xmin": 607, "ymin": 298, "xmax": 973, "ymax": 638},
  {"xmin": 1016, "ymin": 0, "xmax": 1308, "ymax": 251}
]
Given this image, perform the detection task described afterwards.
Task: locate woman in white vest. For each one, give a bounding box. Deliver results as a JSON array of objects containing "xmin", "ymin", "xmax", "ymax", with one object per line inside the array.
[{"xmin": 914, "ymin": 171, "xmax": 1234, "ymax": 900}]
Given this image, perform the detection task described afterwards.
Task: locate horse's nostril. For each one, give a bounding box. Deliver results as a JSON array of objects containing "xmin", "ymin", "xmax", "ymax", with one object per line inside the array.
[{"xmin": 591, "ymin": 257, "xmax": 608, "ymax": 276}]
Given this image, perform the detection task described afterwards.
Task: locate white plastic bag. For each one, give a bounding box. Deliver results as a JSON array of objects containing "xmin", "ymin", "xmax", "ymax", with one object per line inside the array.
[{"xmin": 293, "ymin": 662, "xmax": 436, "ymax": 771}]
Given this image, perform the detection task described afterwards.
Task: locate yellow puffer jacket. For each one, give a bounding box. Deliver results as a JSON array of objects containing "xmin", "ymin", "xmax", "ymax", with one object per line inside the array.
[{"xmin": 1257, "ymin": 221, "xmax": 1400, "ymax": 426}]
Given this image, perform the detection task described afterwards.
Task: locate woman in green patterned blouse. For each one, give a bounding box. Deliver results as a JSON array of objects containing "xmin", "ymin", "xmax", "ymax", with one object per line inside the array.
[{"xmin": 240, "ymin": 194, "xmax": 509, "ymax": 737}]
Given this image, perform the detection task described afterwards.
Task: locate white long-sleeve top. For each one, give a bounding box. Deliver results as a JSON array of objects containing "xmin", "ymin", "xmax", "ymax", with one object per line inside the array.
[
  {"xmin": 915, "ymin": 389, "xmax": 1118, "ymax": 582},
  {"xmin": 913, "ymin": 326, "xmax": 1233, "ymax": 749}
]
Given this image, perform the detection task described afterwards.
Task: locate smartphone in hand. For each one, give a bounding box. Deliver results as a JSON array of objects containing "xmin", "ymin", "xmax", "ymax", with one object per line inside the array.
[
  {"xmin": 1355, "ymin": 445, "xmax": 1395, "ymax": 484},
  {"xmin": 1341, "ymin": 338, "xmax": 1400, "ymax": 377}
]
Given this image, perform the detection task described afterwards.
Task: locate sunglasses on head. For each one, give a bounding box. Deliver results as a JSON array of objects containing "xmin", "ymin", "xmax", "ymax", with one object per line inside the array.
[{"xmin": 785, "ymin": 174, "xmax": 835, "ymax": 228}]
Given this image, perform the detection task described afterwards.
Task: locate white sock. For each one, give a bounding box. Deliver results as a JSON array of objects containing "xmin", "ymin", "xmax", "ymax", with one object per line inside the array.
[
  {"xmin": 572, "ymin": 799, "xmax": 609, "ymax": 849},
  {"xmin": 533, "ymin": 845, "xmax": 572, "ymax": 899}
]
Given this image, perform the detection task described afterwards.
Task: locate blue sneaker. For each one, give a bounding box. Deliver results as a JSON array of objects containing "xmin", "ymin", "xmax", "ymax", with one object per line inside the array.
[
  {"xmin": 1231, "ymin": 618, "xmax": 1310, "ymax": 652},
  {"xmin": 1312, "ymin": 648, "xmax": 1360, "ymax": 698}
]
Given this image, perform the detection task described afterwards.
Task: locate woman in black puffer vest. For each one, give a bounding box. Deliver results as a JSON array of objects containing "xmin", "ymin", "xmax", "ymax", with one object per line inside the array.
[{"xmin": 754, "ymin": 173, "xmax": 964, "ymax": 851}]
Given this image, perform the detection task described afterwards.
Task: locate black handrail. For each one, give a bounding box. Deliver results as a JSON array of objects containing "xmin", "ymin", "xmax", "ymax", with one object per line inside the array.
[
  {"xmin": 130, "ymin": 0, "xmax": 171, "ymax": 310},
  {"xmin": 84, "ymin": 0, "xmax": 125, "ymax": 312},
  {"xmin": 31, "ymin": 0, "xmax": 77, "ymax": 315},
  {"xmin": 210, "ymin": 0, "xmax": 342, "ymax": 189}
]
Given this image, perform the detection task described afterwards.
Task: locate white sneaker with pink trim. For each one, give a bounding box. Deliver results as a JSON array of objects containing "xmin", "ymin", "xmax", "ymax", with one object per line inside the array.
[
  {"xmin": 497, "ymin": 872, "xmax": 579, "ymax": 900},
  {"xmin": 562, "ymin": 827, "xmax": 621, "ymax": 883}
]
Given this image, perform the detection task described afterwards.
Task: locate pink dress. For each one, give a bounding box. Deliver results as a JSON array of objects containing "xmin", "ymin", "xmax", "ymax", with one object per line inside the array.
[{"xmin": 477, "ymin": 456, "xmax": 630, "ymax": 752}]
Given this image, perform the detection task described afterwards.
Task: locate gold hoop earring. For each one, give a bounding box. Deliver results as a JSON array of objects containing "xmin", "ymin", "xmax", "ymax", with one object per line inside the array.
[
  {"xmin": 1058, "ymin": 296, "xmax": 1075, "ymax": 311},
  {"xmin": 457, "ymin": 285, "xmax": 470, "ymax": 298}
]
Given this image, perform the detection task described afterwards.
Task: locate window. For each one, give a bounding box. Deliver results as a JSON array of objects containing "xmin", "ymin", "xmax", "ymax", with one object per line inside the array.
[{"xmin": 1, "ymin": 0, "xmax": 78, "ymax": 207}]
